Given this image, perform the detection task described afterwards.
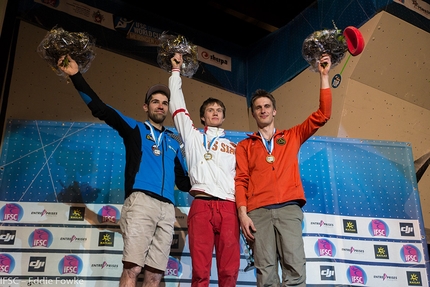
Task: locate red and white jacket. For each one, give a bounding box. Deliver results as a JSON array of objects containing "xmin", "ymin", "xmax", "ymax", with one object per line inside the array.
[{"xmin": 169, "ymin": 71, "xmax": 236, "ymax": 201}]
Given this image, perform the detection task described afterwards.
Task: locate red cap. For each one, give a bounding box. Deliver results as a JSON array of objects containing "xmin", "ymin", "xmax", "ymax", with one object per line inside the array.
[{"xmin": 343, "ymin": 26, "xmax": 365, "ymax": 56}]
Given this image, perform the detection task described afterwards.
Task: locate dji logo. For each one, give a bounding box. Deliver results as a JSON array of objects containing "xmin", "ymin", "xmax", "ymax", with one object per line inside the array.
[
  {"xmin": 28, "ymin": 257, "xmax": 46, "ymax": 272},
  {"xmin": 0, "ymin": 230, "xmax": 16, "ymax": 245},
  {"xmin": 320, "ymin": 266, "xmax": 335, "ymax": 280},
  {"xmin": 400, "ymin": 223, "xmax": 415, "ymax": 236}
]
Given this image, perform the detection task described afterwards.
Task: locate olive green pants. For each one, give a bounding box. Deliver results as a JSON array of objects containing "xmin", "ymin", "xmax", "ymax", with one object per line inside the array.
[{"xmin": 248, "ymin": 204, "xmax": 306, "ymax": 287}]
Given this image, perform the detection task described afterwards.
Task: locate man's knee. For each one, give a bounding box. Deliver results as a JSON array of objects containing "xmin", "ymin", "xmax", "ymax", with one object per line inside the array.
[{"xmin": 123, "ymin": 261, "xmax": 142, "ymax": 277}]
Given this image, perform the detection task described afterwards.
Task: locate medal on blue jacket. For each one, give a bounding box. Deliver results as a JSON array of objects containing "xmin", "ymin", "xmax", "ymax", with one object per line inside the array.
[{"xmin": 145, "ymin": 121, "xmax": 164, "ymax": 156}]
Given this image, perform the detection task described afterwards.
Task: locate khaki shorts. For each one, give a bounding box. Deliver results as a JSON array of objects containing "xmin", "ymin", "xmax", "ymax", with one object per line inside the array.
[{"xmin": 119, "ymin": 192, "xmax": 175, "ymax": 271}]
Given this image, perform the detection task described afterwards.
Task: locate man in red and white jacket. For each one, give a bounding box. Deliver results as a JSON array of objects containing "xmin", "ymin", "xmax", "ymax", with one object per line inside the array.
[{"xmin": 168, "ymin": 53, "xmax": 240, "ymax": 287}]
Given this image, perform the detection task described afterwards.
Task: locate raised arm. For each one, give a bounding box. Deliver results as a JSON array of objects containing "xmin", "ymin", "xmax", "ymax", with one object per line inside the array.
[
  {"xmin": 57, "ymin": 55, "xmax": 135, "ymax": 135},
  {"xmin": 318, "ymin": 54, "xmax": 332, "ymax": 119},
  {"xmin": 168, "ymin": 53, "xmax": 199, "ymax": 142}
]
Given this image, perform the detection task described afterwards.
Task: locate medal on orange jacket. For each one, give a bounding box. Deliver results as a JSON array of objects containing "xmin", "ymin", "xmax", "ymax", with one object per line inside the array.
[{"xmin": 260, "ymin": 129, "xmax": 276, "ymax": 163}]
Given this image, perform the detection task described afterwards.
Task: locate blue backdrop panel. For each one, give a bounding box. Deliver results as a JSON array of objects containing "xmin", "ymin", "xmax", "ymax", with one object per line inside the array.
[{"xmin": 0, "ymin": 119, "xmax": 429, "ymax": 286}]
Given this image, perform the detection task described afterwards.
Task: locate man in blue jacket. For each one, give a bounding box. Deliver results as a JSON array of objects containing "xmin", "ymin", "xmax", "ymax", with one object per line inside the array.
[{"xmin": 58, "ymin": 55, "xmax": 190, "ymax": 287}]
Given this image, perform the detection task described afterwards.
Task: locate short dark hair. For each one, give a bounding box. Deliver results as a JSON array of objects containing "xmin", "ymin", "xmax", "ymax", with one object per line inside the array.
[
  {"xmin": 199, "ymin": 97, "xmax": 226, "ymax": 126},
  {"xmin": 250, "ymin": 89, "xmax": 276, "ymax": 112}
]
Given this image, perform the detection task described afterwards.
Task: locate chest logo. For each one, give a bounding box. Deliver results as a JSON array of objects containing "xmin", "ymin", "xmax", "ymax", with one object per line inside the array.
[{"xmin": 276, "ymin": 138, "xmax": 286, "ymax": 145}]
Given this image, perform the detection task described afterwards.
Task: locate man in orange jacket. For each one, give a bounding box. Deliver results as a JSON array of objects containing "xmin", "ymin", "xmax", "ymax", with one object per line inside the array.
[{"xmin": 235, "ymin": 54, "xmax": 332, "ymax": 287}]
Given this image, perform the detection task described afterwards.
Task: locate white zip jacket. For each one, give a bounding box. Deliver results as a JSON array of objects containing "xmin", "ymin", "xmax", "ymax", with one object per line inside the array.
[{"xmin": 169, "ymin": 71, "xmax": 236, "ymax": 201}]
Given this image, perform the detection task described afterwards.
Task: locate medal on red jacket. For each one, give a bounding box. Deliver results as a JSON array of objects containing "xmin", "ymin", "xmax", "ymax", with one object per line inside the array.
[{"xmin": 266, "ymin": 154, "xmax": 275, "ymax": 163}]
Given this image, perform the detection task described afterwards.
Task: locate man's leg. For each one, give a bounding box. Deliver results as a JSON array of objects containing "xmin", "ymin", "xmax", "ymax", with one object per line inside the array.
[
  {"xmin": 275, "ymin": 205, "xmax": 306, "ymax": 287},
  {"xmin": 215, "ymin": 200, "xmax": 240, "ymax": 287},
  {"xmin": 249, "ymin": 208, "xmax": 280, "ymax": 287},
  {"xmin": 188, "ymin": 199, "xmax": 215, "ymax": 287},
  {"xmin": 142, "ymin": 266, "xmax": 164, "ymax": 287},
  {"xmin": 119, "ymin": 262, "xmax": 141, "ymax": 287}
]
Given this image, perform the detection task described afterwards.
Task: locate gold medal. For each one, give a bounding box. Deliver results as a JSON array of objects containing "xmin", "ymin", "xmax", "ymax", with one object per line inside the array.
[
  {"xmin": 204, "ymin": 152, "xmax": 213, "ymax": 160},
  {"xmin": 266, "ymin": 155, "xmax": 275, "ymax": 163}
]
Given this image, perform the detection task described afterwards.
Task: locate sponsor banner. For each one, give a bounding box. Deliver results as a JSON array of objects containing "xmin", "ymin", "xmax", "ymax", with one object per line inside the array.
[
  {"xmin": 35, "ymin": 0, "xmax": 232, "ymax": 70},
  {"xmin": 0, "ymin": 226, "xmax": 121, "ymax": 250},
  {"xmin": 0, "ymin": 252, "xmax": 254, "ymax": 285},
  {"xmin": 0, "ymin": 202, "xmax": 122, "ymax": 225},
  {"xmin": 35, "ymin": 0, "xmax": 115, "ymax": 30},
  {"xmin": 197, "ymin": 46, "xmax": 232, "ymax": 71},
  {"xmin": 305, "ymin": 236, "xmax": 425, "ymax": 264},
  {"xmin": 307, "ymin": 261, "xmax": 427, "ymax": 286},
  {"xmin": 303, "ymin": 212, "xmax": 421, "ymax": 240},
  {"xmin": 394, "ymin": 0, "xmax": 430, "ymax": 20}
]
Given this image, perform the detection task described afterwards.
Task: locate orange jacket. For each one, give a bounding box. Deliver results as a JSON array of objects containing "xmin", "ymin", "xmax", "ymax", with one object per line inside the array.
[{"xmin": 235, "ymin": 88, "xmax": 332, "ymax": 212}]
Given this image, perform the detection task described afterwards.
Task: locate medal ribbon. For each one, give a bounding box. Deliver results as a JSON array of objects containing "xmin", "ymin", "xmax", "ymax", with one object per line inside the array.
[
  {"xmin": 145, "ymin": 121, "xmax": 164, "ymax": 149},
  {"xmin": 203, "ymin": 133, "xmax": 220, "ymax": 154},
  {"xmin": 260, "ymin": 128, "xmax": 276, "ymax": 155}
]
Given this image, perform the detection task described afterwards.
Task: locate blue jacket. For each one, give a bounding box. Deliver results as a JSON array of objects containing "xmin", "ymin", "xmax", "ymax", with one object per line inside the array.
[{"xmin": 69, "ymin": 72, "xmax": 190, "ymax": 205}]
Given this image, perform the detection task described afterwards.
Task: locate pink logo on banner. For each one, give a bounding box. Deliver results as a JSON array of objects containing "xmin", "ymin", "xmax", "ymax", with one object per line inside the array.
[
  {"xmin": 61, "ymin": 255, "xmax": 81, "ymax": 274},
  {"xmin": 32, "ymin": 229, "xmax": 50, "ymax": 247},
  {"xmin": 347, "ymin": 265, "xmax": 367, "ymax": 284},
  {"xmin": 0, "ymin": 254, "xmax": 14, "ymax": 274},
  {"xmin": 401, "ymin": 244, "xmax": 421, "ymax": 263},
  {"xmin": 99, "ymin": 205, "xmax": 119, "ymax": 223},
  {"xmin": 370, "ymin": 219, "xmax": 388, "ymax": 237},
  {"xmin": 2, "ymin": 203, "xmax": 23, "ymax": 222},
  {"xmin": 316, "ymin": 238, "xmax": 334, "ymax": 257},
  {"xmin": 165, "ymin": 256, "xmax": 182, "ymax": 277}
]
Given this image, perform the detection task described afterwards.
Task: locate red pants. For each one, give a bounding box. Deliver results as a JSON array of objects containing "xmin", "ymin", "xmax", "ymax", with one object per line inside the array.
[{"xmin": 188, "ymin": 198, "xmax": 240, "ymax": 287}]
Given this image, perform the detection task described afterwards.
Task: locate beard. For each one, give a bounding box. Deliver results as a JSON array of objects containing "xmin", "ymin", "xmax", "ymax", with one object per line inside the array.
[{"xmin": 148, "ymin": 110, "xmax": 167, "ymax": 124}]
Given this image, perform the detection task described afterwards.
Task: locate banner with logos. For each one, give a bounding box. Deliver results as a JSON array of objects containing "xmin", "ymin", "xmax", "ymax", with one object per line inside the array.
[
  {"xmin": 0, "ymin": 119, "xmax": 429, "ymax": 286},
  {"xmin": 19, "ymin": 0, "xmax": 242, "ymax": 97}
]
